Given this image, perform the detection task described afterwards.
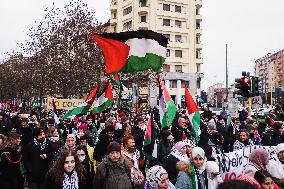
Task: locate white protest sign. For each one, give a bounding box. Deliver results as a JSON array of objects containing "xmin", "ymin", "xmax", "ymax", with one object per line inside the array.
[{"xmin": 216, "ymin": 145, "xmax": 277, "ymax": 180}]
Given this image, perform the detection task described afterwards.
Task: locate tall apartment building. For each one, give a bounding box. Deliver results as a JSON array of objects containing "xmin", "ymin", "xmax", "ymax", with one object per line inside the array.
[
  {"xmin": 255, "ymin": 49, "xmax": 284, "ymax": 102},
  {"xmin": 109, "ymin": 0, "xmax": 203, "ymax": 106}
]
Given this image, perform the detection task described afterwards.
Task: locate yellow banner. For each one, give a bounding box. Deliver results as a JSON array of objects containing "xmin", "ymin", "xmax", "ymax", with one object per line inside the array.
[{"xmin": 47, "ymin": 98, "xmax": 84, "ymax": 110}]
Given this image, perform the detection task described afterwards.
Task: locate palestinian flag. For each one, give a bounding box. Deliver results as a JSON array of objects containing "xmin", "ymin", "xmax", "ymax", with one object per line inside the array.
[
  {"xmin": 158, "ymin": 77, "xmax": 177, "ymax": 129},
  {"xmin": 62, "ymin": 83, "xmax": 100, "ymax": 119},
  {"xmin": 143, "ymin": 113, "xmax": 157, "ymax": 160},
  {"xmin": 51, "ymin": 98, "xmax": 60, "ymax": 124},
  {"xmin": 92, "ymin": 80, "xmax": 114, "ymax": 114},
  {"xmin": 92, "ymin": 30, "xmax": 168, "ymax": 74},
  {"xmin": 185, "ymin": 86, "xmax": 201, "ymax": 144}
]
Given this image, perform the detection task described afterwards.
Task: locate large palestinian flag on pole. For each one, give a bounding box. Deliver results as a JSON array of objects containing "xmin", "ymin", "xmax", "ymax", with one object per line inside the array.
[
  {"xmin": 92, "ymin": 30, "xmax": 168, "ymax": 75},
  {"xmin": 158, "ymin": 77, "xmax": 177, "ymax": 129},
  {"xmin": 185, "ymin": 86, "xmax": 201, "ymax": 144},
  {"xmin": 143, "ymin": 112, "xmax": 157, "ymax": 160},
  {"xmin": 92, "ymin": 80, "xmax": 114, "ymax": 114},
  {"xmin": 62, "ymin": 83, "xmax": 100, "ymax": 119}
]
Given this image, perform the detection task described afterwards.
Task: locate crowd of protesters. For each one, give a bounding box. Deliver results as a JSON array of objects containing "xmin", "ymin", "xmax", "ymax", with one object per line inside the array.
[{"xmin": 0, "ymin": 104, "xmax": 284, "ymax": 189}]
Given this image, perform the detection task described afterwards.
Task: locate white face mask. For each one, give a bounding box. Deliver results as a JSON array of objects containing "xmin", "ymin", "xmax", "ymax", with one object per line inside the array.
[{"xmin": 79, "ymin": 156, "xmax": 86, "ymax": 163}]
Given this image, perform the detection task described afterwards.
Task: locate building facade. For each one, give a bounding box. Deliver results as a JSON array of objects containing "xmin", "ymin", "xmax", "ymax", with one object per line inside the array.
[
  {"xmin": 109, "ymin": 0, "xmax": 203, "ymax": 106},
  {"xmin": 255, "ymin": 50, "xmax": 284, "ymax": 103}
]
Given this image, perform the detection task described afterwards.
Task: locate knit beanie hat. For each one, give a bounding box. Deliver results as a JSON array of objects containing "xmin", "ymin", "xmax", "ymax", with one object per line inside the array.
[
  {"xmin": 34, "ymin": 128, "xmax": 45, "ymax": 138},
  {"xmin": 106, "ymin": 141, "xmax": 121, "ymax": 155}
]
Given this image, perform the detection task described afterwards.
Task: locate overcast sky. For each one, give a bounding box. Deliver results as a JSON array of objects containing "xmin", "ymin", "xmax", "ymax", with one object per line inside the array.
[{"xmin": 0, "ymin": 0, "xmax": 283, "ymax": 91}]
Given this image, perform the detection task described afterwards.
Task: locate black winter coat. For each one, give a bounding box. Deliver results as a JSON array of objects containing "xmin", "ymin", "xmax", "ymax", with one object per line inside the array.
[
  {"xmin": 0, "ymin": 147, "xmax": 23, "ymax": 180},
  {"xmin": 93, "ymin": 131, "xmax": 114, "ymax": 162},
  {"xmin": 43, "ymin": 171, "xmax": 88, "ymax": 189},
  {"xmin": 131, "ymin": 126, "xmax": 145, "ymax": 151},
  {"xmin": 23, "ymin": 140, "xmax": 54, "ymax": 182},
  {"xmin": 171, "ymin": 125, "xmax": 192, "ymax": 142}
]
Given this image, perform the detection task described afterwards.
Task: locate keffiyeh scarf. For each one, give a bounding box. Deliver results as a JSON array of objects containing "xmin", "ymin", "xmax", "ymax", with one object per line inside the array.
[
  {"xmin": 33, "ymin": 138, "xmax": 47, "ymax": 150},
  {"xmin": 63, "ymin": 170, "xmax": 79, "ymax": 189}
]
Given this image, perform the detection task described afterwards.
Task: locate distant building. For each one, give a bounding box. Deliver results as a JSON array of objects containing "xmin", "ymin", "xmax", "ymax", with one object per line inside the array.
[
  {"xmin": 109, "ymin": 0, "xmax": 203, "ymax": 106},
  {"xmin": 255, "ymin": 50, "xmax": 284, "ymax": 103}
]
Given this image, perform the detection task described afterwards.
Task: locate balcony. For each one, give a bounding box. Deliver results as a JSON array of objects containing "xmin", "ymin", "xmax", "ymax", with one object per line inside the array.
[
  {"xmin": 137, "ymin": 22, "xmax": 149, "ymax": 29},
  {"xmin": 110, "ymin": 18, "xmax": 117, "ymax": 24},
  {"xmin": 196, "ymin": 43, "xmax": 203, "ymax": 49},
  {"xmin": 196, "ymin": 28, "xmax": 202, "ymax": 34},
  {"xmin": 138, "ymin": 5, "xmax": 149, "ymax": 14},
  {"xmin": 196, "ymin": 14, "xmax": 202, "ymax": 21},
  {"xmin": 110, "ymin": 4, "xmax": 117, "ymax": 11},
  {"xmin": 195, "ymin": 0, "xmax": 202, "ymax": 6},
  {"xmin": 196, "ymin": 58, "xmax": 203, "ymax": 64}
]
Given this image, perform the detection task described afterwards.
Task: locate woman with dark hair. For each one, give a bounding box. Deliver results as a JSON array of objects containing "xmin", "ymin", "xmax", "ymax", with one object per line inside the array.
[
  {"xmin": 263, "ymin": 122, "xmax": 284, "ymax": 146},
  {"xmin": 233, "ymin": 129, "xmax": 253, "ymax": 151},
  {"xmin": 254, "ymin": 170, "xmax": 280, "ymax": 189},
  {"xmin": 44, "ymin": 150, "xmax": 88, "ymax": 189},
  {"xmin": 76, "ymin": 146, "xmax": 94, "ymax": 187},
  {"xmin": 0, "ymin": 132, "xmax": 24, "ymax": 189}
]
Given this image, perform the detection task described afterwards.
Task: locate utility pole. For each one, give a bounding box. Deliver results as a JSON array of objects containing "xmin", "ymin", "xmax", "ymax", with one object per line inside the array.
[{"xmin": 226, "ymin": 44, "xmax": 228, "ymax": 107}]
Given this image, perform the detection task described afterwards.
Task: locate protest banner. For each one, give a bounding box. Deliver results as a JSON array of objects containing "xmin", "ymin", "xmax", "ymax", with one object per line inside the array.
[
  {"xmin": 46, "ymin": 97, "xmax": 84, "ymax": 110},
  {"xmin": 216, "ymin": 145, "xmax": 277, "ymax": 180}
]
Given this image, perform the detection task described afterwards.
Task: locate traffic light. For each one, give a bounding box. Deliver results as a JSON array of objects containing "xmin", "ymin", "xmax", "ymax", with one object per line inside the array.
[
  {"xmin": 234, "ymin": 72, "xmax": 251, "ymax": 98},
  {"xmin": 235, "ymin": 77, "xmax": 243, "ymax": 96},
  {"xmin": 251, "ymin": 76, "xmax": 259, "ymax": 96}
]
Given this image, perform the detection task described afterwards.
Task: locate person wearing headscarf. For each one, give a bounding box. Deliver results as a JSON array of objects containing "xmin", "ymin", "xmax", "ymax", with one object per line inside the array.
[
  {"xmin": 190, "ymin": 147, "xmax": 208, "ymax": 189},
  {"xmin": 165, "ymin": 141, "xmax": 190, "ymax": 185},
  {"xmin": 243, "ymin": 148, "xmax": 269, "ymax": 177},
  {"xmin": 206, "ymin": 161, "xmax": 223, "ymax": 189},
  {"xmin": 175, "ymin": 140, "xmax": 195, "ymax": 189},
  {"xmin": 144, "ymin": 165, "xmax": 176, "ymax": 189},
  {"xmin": 237, "ymin": 175, "xmax": 261, "ymax": 189},
  {"xmin": 267, "ymin": 143, "xmax": 284, "ymax": 188}
]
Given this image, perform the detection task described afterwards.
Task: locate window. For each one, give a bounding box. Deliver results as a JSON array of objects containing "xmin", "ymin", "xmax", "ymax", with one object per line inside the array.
[
  {"xmin": 175, "ymin": 50, "xmax": 182, "ymax": 58},
  {"xmin": 140, "ymin": 15, "xmax": 147, "ymax": 22},
  {"xmin": 196, "ymin": 35, "xmax": 200, "ymax": 44},
  {"xmin": 163, "ymin": 19, "xmax": 170, "ymax": 26},
  {"xmin": 166, "ymin": 49, "xmax": 170, "ymax": 57},
  {"xmin": 197, "ymin": 64, "xmax": 200, "ymax": 73},
  {"xmin": 123, "ymin": 6, "xmax": 132, "ymax": 15},
  {"xmin": 139, "ymin": 0, "xmax": 147, "ymax": 7},
  {"xmin": 163, "ymin": 4, "xmax": 170, "ymax": 11},
  {"xmin": 163, "ymin": 34, "xmax": 170, "ymax": 41},
  {"xmin": 163, "ymin": 64, "xmax": 170, "ymax": 72},
  {"xmin": 175, "ymin": 35, "xmax": 182, "ymax": 42},
  {"xmin": 196, "ymin": 50, "xmax": 201, "ymax": 59},
  {"xmin": 196, "ymin": 8, "xmax": 200, "ymax": 15},
  {"xmin": 175, "ymin": 5, "xmax": 181, "ymax": 13},
  {"xmin": 113, "ymin": 12, "xmax": 117, "ymax": 19},
  {"xmin": 175, "ymin": 20, "xmax": 182, "ymax": 28},
  {"xmin": 113, "ymin": 26, "xmax": 116, "ymax": 32},
  {"xmin": 123, "ymin": 20, "xmax": 132, "ymax": 31},
  {"xmin": 196, "ymin": 22, "xmax": 201, "ymax": 29},
  {"xmin": 181, "ymin": 81, "xmax": 188, "ymax": 88},
  {"xmin": 169, "ymin": 80, "xmax": 177, "ymax": 88},
  {"xmin": 175, "ymin": 65, "xmax": 182, "ymax": 72}
]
